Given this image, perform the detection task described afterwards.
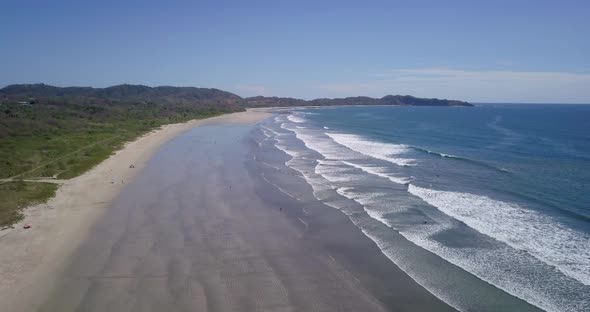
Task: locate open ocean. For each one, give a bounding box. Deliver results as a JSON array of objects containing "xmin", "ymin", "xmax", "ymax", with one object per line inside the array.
[{"xmin": 254, "ymin": 104, "xmax": 590, "ymax": 312}]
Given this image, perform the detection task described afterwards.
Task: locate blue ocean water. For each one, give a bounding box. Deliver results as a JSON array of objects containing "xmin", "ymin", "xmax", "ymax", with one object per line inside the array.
[{"xmin": 259, "ymin": 104, "xmax": 590, "ymax": 312}]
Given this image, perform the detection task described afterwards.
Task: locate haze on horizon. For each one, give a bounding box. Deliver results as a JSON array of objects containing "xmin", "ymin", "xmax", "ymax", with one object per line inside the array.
[{"xmin": 1, "ymin": 0, "xmax": 589, "ymax": 104}]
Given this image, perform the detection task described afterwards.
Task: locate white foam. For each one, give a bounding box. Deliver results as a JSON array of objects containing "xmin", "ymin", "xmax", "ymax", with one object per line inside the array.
[
  {"xmin": 326, "ymin": 133, "xmax": 416, "ymax": 167},
  {"xmin": 268, "ymin": 118, "xmax": 590, "ymax": 311},
  {"xmin": 260, "ymin": 126, "xmax": 283, "ymax": 138},
  {"xmin": 287, "ymin": 114, "xmax": 306, "ymax": 123},
  {"xmin": 341, "ymin": 161, "xmax": 411, "ymax": 184},
  {"xmin": 275, "ymin": 143, "xmax": 302, "ymax": 160},
  {"xmin": 272, "ymin": 133, "xmax": 336, "ymax": 204},
  {"xmin": 339, "ymin": 185, "xmax": 589, "ymax": 312},
  {"xmin": 281, "ymin": 123, "xmax": 351, "ymax": 160},
  {"xmin": 281, "ymin": 124, "xmax": 418, "ymax": 172},
  {"xmin": 336, "ymin": 187, "xmax": 401, "ymax": 225},
  {"xmin": 261, "ymin": 129, "xmax": 273, "ymax": 138},
  {"xmin": 408, "ymin": 184, "xmax": 590, "ymax": 286},
  {"xmin": 356, "ymin": 228, "xmax": 466, "ymax": 311},
  {"xmin": 315, "ymin": 160, "xmax": 357, "ymax": 183},
  {"xmin": 326, "ymin": 186, "xmax": 469, "ymax": 310},
  {"xmin": 427, "ymin": 150, "xmax": 456, "ymax": 158}
]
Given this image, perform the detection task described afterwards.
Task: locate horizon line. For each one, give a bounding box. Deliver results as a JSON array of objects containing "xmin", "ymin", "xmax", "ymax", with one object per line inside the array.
[{"xmin": 2, "ymin": 82, "xmax": 589, "ymax": 105}]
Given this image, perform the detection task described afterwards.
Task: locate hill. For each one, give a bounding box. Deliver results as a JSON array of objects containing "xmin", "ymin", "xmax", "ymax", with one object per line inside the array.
[
  {"xmin": 0, "ymin": 83, "xmax": 244, "ymax": 110},
  {"xmin": 244, "ymin": 95, "xmax": 472, "ymax": 107},
  {"xmin": 1, "ymin": 83, "xmax": 472, "ymax": 108}
]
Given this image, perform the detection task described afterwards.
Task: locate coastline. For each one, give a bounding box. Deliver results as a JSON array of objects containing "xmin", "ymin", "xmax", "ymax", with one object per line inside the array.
[
  {"xmin": 0, "ymin": 109, "xmax": 271, "ymax": 311},
  {"xmin": 36, "ymin": 114, "xmax": 401, "ymax": 311},
  {"xmin": 247, "ymin": 149, "xmax": 457, "ymax": 311},
  {"xmin": 258, "ymin": 108, "xmax": 550, "ymax": 311}
]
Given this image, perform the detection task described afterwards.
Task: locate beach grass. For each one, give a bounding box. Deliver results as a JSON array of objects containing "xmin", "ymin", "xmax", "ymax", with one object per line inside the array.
[
  {"xmin": 5, "ymin": 121, "xmax": 154, "ymax": 180},
  {"xmin": 0, "ymin": 181, "xmax": 58, "ymax": 228},
  {"xmin": 0, "ymin": 101, "xmax": 236, "ymax": 226},
  {"xmin": 2, "ymin": 117, "xmax": 189, "ymax": 180}
]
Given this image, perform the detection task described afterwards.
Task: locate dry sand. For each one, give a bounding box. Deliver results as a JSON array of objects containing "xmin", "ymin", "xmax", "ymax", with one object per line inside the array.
[{"xmin": 0, "ymin": 110, "xmax": 271, "ymax": 312}]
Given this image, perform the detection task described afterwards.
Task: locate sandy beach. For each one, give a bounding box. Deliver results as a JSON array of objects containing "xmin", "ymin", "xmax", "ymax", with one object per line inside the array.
[
  {"xmin": 1, "ymin": 108, "xmax": 455, "ymax": 311},
  {"xmin": 0, "ymin": 110, "xmax": 270, "ymax": 312}
]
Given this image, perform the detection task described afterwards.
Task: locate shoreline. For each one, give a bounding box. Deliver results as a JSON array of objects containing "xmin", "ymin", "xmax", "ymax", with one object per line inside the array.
[
  {"xmin": 259, "ymin": 109, "xmax": 548, "ymax": 311},
  {"xmin": 37, "ymin": 115, "xmax": 394, "ymax": 311},
  {"xmin": 0, "ymin": 109, "xmax": 271, "ymax": 311},
  {"xmin": 248, "ymin": 154, "xmax": 457, "ymax": 311},
  {"xmin": 250, "ymin": 120, "xmax": 459, "ymax": 311},
  {"xmin": 1, "ymin": 106, "xmax": 535, "ymax": 311}
]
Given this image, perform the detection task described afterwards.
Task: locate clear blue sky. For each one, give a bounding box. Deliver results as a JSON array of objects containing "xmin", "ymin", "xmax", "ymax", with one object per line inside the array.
[{"xmin": 2, "ymin": 0, "xmax": 589, "ymax": 103}]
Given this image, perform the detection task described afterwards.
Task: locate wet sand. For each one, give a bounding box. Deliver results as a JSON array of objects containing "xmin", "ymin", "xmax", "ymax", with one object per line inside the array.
[
  {"xmin": 37, "ymin": 122, "xmax": 384, "ymax": 311},
  {"xmin": 3, "ymin": 110, "xmax": 455, "ymax": 311}
]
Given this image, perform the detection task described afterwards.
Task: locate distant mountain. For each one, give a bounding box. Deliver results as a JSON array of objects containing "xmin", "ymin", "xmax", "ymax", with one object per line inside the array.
[
  {"xmin": 1, "ymin": 83, "xmax": 472, "ymax": 108},
  {"xmin": 245, "ymin": 95, "xmax": 472, "ymax": 107},
  {"xmin": 243, "ymin": 96, "xmax": 309, "ymax": 107}
]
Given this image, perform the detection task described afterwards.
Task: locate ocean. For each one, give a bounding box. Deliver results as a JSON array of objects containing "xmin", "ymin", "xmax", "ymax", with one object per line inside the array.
[{"xmin": 253, "ymin": 104, "xmax": 590, "ymax": 312}]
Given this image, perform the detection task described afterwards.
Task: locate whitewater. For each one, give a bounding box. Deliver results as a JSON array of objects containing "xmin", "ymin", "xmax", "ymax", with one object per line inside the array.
[{"xmin": 262, "ymin": 107, "xmax": 590, "ymax": 312}]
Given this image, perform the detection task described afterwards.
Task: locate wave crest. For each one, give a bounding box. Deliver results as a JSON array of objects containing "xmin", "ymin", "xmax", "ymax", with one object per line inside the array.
[{"xmin": 408, "ymin": 184, "xmax": 590, "ymax": 286}]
